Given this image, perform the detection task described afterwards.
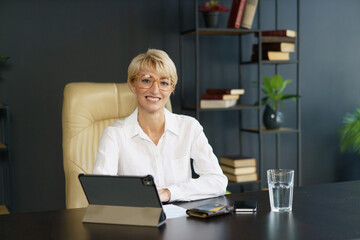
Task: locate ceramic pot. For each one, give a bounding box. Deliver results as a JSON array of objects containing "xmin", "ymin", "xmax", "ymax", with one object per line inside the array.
[
  {"xmin": 203, "ymin": 12, "xmax": 220, "ymax": 28},
  {"xmin": 263, "ymin": 105, "xmax": 284, "ymax": 129}
]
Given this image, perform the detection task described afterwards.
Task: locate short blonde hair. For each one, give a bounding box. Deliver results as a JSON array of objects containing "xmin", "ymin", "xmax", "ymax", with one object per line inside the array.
[{"xmin": 127, "ymin": 49, "xmax": 178, "ymax": 90}]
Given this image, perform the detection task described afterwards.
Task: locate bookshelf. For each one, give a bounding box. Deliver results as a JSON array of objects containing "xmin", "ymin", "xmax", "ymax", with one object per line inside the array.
[
  {"xmin": 0, "ymin": 105, "xmax": 12, "ymax": 212},
  {"xmin": 179, "ymin": 0, "xmax": 301, "ymax": 190}
]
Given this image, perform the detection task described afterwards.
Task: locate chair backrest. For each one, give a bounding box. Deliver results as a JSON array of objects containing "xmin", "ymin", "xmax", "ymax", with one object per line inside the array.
[{"xmin": 62, "ymin": 82, "xmax": 172, "ymax": 209}]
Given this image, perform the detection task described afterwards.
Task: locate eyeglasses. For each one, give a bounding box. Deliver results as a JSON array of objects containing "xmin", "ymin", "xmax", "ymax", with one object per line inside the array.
[{"xmin": 136, "ymin": 74, "xmax": 172, "ymax": 91}]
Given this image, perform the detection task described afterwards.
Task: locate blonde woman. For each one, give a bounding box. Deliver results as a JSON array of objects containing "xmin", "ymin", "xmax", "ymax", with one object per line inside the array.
[{"xmin": 93, "ymin": 49, "xmax": 227, "ymax": 202}]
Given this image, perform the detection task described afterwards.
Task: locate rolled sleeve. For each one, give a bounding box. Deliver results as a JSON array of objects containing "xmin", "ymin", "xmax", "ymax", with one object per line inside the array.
[{"xmin": 165, "ymin": 120, "xmax": 228, "ymax": 202}]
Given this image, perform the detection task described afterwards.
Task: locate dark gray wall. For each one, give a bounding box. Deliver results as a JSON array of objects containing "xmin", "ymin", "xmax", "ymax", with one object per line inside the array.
[
  {"xmin": 0, "ymin": 0, "xmax": 359, "ymax": 213},
  {"xmin": 301, "ymin": 1, "xmax": 360, "ymax": 184}
]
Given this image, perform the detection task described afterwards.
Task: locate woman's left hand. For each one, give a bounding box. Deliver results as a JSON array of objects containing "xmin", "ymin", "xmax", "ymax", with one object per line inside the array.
[{"xmin": 158, "ymin": 188, "xmax": 171, "ymax": 202}]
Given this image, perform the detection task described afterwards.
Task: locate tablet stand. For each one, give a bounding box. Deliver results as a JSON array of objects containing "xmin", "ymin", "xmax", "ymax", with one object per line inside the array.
[{"xmin": 82, "ymin": 204, "xmax": 165, "ymax": 227}]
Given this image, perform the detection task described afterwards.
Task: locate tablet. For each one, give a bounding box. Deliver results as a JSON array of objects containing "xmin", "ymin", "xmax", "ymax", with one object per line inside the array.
[{"xmin": 78, "ymin": 174, "xmax": 166, "ymax": 227}]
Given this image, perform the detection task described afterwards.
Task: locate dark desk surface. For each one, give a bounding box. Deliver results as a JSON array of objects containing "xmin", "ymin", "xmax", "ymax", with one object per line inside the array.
[{"xmin": 1, "ymin": 180, "xmax": 360, "ymax": 240}]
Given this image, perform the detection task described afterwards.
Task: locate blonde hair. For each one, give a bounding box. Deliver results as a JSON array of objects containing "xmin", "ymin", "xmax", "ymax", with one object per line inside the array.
[{"xmin": 127, "ymin": 49, "xmax": 178, "ymax": 90}]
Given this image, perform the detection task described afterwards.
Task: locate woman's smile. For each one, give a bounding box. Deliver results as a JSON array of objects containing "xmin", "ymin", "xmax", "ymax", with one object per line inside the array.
[{"xmin": 145, "ymin": 96, "xmax": 161, "ymax": 102}]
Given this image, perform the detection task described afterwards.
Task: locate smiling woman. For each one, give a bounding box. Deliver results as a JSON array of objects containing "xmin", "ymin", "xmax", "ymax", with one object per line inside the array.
[
  {"xmin": 129, "ymin": 69, "xmax": 173, "ymax": 117},
  {"xmin": 93, "ymin": 49, "xmax": 228, "ymax": 203}
]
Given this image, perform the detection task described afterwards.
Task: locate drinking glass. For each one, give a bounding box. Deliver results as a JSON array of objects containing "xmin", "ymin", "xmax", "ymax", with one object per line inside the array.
[{"xmin": 267, "ymin": 169, "xmax": 294, "ymax": 212}]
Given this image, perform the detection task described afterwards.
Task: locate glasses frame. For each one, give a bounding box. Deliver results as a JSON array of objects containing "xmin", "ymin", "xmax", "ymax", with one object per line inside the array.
[{"xmin": 135, "ymin": 74, "xmax": 173, "ymax": 92}]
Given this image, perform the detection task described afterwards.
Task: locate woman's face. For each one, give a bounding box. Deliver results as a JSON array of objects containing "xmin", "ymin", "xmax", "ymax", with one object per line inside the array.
[{"xmin": 130, "ymin": 69, "xmax": 173, "ymax": 114}]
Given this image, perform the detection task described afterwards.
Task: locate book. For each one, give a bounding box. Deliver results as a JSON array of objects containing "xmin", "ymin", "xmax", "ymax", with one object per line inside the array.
[
  {"xmin": 255, "ymin": 29, "xmax": 297, "ymax": 38},
  {"xmin": 227, "ymin": 0, "xmax": 247, "ymax": 29},
  {"xmin": 240, "ymin": 0, "xmax": 258, "ymax": 29},
  {"xmin": 233, "ymin": 200, "xmax": 257, "ymax": 213},
  {"xmin": 220, "ymin": 164, "xmax": 256, "ymax": 175},
  {"xmin": 260, "ymin": 36, "xmax": 296, "ymax": 43},
  {"xmin": 206, "ymin": 88, "xmax": 245, "ymax": 95},
  {"xmin": 0, "ymin": 204, "xmax": 10, "ymax": 214},
  {"xmin": 220, "ymin": 155, "xmax": 256, "ymax": 168},
  {"xmin": 201, "ymin": 93, "xmax": 240, "ymax": 100},
  {"xmin": 224, "ymin": 172, "xmax": 258, "ymax": 183},
  {"xmin": 200, "ymin": 99, "xmax": 237, "ymax": 109},
  {"xmin": 186, "ymin": 203, "xmax": 233, "ymax": 218},
  {"xmin": 252, "ymin": 42, "xmax": 295, "ymax": 53},
  {"xmin": 251, "ymin": 51, "xmax": 290, "ymax": 61}
]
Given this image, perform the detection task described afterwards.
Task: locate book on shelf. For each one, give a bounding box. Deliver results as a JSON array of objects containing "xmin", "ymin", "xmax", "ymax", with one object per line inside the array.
[
  {"xmin": 220, "ymin": 164, "xmax": 256, "ymax": 175},
  {"xmin": 200, "ymin": 99, "xmax": 237, "ymax": 109},
  {"xmin": 251, "ymin": 31, "xmax": 296, "ymax": 61},
  {"xmin": 220, "ymin": 155, "xmax": 256, "ymax": 168},
  {"xmin": 201, "ymin": 93, "xmax": 240, "ymax": 100},
  {"xmin": 260, "ymin": 36, "xmax": 296, "ymax": 43},
  {"xmin": 255, "ymin": 29, "xmax": 297, "ymax": 38},
  {"xmin": 206, "ymin": 88, "xmax": 245, "ymax": 95},
  {"xmin": 240, "ymin": 0, "xmax": 258, "ymax": 29},
  {"xmin": 251, "ymin": 51, "xmax": 290, "ymax": 61},
  {"xmin": 224, "ymin": 172, "xmax": 258, "ymax": 183},
  {"xmin": 252, "ymin": 42, "xmax": 295, "ymax": 53},
  {"xmin": 227, "ymin": 0, "xmax": 247, "ymax": 29}
]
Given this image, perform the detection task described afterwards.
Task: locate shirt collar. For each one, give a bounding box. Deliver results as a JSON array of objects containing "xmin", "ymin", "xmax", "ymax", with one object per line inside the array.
[
  {"xmin": 124, "ymin": 107, "xmax": 180, "ymax": 139},
  {"xmin": 164, "ymin": 108, "xmax": 179, "ymax": 136},
  {"xmin": 123, "ymin": 108, "xmax": 141, "ymax": 139}
]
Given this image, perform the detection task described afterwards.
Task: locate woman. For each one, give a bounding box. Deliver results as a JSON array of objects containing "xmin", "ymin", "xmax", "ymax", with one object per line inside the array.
[{"xmin": 93, "ymin": 49, "xmax": 227, "ymax": 202}]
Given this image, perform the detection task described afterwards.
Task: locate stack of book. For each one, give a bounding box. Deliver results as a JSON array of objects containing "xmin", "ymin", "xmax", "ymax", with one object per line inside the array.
[
  {"xmin": 251, "ymin": 29, "xmax": 297, "ymax": 61},
  {"xmin": 200, "ymin": 88, "xmax": 245, "ymax": 109},
  {"xmin": 227, "ymin": 0, "xmax": 259, "ymax": 29},
  {"xmin": 219, "ymin": 155, "xmax": 257, "ymax": 183}
]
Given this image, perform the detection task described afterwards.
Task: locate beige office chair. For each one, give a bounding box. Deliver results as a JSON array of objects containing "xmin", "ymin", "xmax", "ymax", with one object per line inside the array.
[{"xmin": 62, "ymin": 82, "xmax": 172, "ymax": 209}]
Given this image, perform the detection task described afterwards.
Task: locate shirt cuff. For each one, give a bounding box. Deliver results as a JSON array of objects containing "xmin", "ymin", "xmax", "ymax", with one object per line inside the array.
[{"xmin": 166, "ymin": 185, "xmax": 182, "ymax": 202}]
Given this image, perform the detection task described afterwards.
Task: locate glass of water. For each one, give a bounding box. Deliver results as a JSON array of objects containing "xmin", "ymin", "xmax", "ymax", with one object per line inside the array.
[{"xmin": 267, "ymin": 169, "xmax": 294, "ymax": 212}]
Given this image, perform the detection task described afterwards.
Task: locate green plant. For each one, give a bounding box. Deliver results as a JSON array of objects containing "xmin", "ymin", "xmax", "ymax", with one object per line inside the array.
[
  {"xmin": 339, "ymin": 108, "xmax": 360, "ymax": 155},
  {"xmin": 256, "ymin": 74, "xmax": 299, "ymax": 111}
]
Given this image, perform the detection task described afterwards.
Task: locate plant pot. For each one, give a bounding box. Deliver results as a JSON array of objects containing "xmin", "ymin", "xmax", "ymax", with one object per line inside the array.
[
  {"xmin": 203, "ymin": 12, "xmax": 220, "ymax": 28},
  {"xmin": 263, "ymin": 105, "xmax": 284, "ymax": 129}
]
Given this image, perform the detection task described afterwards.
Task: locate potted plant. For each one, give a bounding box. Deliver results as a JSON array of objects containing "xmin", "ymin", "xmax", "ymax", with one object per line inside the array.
[
  {"xmin": 198, "ymin": 1, "xmax": 229, "ymax": 28},
  {"xmin": 339, "ymin": 108, "xmax": 360, "ymax": 155},
  {"xmin": 256, "ymin": 74, "xmax": 299, "ymax": 129}
]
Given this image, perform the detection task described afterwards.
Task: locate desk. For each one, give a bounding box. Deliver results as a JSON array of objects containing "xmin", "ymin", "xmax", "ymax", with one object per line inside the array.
[{"xmin": 1, "ymin": 180, "xmax": 360, "ymax": 240}]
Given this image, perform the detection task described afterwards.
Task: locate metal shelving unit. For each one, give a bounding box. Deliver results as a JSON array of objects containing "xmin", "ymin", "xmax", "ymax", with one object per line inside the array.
[{"xmin": 179, "ymin": 0, "xmax": 301, "ymax": 190}]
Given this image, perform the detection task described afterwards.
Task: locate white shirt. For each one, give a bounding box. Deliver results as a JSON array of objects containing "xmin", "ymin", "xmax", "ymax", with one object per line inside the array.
[{"xmin": 93, "ymin": 108, "xmax": 228, "ymax": 202}]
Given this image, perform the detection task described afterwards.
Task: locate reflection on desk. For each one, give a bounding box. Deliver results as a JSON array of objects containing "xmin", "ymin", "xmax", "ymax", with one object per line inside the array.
[{"xmin": 1, "ymin": 180, "xmax": 360, "ymax": 240}]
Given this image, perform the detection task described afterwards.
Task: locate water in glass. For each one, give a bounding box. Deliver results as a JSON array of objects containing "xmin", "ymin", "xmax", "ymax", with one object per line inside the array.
[{"xmin": 268, "ymin": 182, "xmax": 293, "ymax": 212}]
